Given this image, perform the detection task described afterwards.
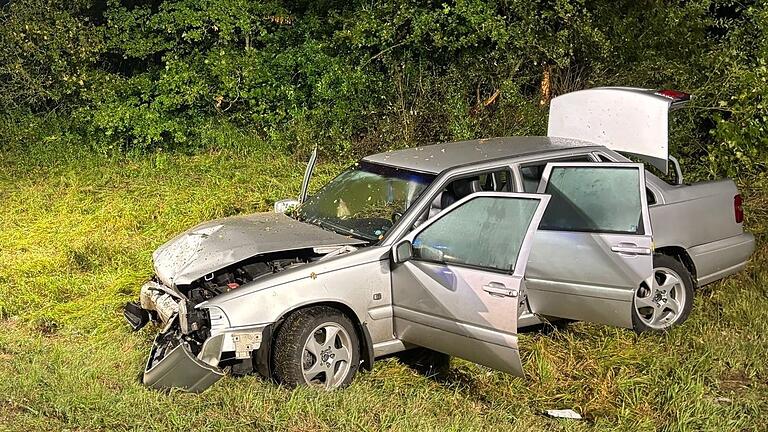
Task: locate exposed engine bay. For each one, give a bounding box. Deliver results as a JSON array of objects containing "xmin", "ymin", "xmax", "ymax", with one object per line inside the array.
[
  {"xmin": 127, "ymin": 249, "xmax": 340, "ymax": 329},
  {"xmin": 123, "ymin": 245, "xmax": 358, "ymax": 391}
]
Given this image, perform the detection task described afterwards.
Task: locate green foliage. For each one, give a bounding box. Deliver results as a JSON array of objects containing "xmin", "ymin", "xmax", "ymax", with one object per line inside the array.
[
  {"xmin": 0, "ymin": 0, "xmax": 766, "ymax": 177},
  {"xmin": 0, "ymin": 0, "xmax": 103, "ymax": 111},
  {"xmin": 705, "ymin": 2, "xmax": 768, "ymax": 178}
]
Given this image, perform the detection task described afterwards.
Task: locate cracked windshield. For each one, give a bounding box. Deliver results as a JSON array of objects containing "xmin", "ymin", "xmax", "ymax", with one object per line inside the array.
[{"xmin": 297, "ymin": 161, "xmax": 435, "ymax": 241}]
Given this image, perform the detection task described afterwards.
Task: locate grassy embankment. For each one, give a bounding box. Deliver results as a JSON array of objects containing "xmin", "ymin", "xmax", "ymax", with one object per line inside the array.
[{"xmin": 0, "ymin": 143, "xmax": 766, "ymax": 431}]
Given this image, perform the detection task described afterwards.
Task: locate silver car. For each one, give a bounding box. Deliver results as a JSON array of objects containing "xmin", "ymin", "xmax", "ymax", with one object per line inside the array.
[{"xmin": 125, "ymin": 88, "xmax": 755, "ymax": 392}]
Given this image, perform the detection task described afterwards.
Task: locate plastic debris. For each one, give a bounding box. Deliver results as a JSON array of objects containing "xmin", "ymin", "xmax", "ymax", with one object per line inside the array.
[{"xmin": 545, "ymin": 409, "xmax": 583, "ymax": 420}]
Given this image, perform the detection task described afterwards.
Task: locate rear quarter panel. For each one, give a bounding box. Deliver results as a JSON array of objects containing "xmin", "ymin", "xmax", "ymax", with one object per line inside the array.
[
  {"xmin": 650, "ymin": 178, "xmax": 742, "ymax": 247},
  {"xmin": 650, "ymin": 177, "xmax": 752, "ymax": 283}
]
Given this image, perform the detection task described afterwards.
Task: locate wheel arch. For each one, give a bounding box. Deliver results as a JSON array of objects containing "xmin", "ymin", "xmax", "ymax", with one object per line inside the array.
[
  {"xmin": 255, "ymin": 301, "xmax": 375, "ymax": 379},
  {"xmin": 655, "ymin": 245, "xmax": 698, "ymax": 288}
]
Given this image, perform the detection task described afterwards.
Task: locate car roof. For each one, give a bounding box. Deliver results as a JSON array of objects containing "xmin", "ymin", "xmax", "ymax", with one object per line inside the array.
[{"xmin": 362, "ymin": 136, "xmax": 601, "ymax": 174}]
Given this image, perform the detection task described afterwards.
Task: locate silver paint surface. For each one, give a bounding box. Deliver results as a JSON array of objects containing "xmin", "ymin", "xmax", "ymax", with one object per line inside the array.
[
  {"xmin": 152, "ymin": 212, "xmax": 365, "ymax": 286},
  {"xmin": 362, "ymin": 136, "xmax": 596, "ymax": 174}
]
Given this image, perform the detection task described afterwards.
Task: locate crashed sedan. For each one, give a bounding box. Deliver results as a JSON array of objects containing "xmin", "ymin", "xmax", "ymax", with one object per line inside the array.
[{"xmin": 125, "ymin": 87, "xmax": 755, "ymax": 392}]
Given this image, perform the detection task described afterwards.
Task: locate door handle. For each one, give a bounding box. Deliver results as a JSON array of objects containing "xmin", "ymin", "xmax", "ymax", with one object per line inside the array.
[
  {"xmin": 610, "ymin": 245, "xmax": 652, "ymax": 255},
  {"xmin": 482, "ymin": 282, "xmax": 518, "ymax": 297}
]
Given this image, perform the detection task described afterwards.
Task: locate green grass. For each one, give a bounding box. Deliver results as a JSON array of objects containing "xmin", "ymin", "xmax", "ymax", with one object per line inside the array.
[{"xmin": 0, "ymin": 144, "xmax": 766, "ymax": 431}]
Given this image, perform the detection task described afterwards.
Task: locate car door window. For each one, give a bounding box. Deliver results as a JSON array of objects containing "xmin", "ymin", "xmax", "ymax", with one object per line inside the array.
[
  {"xmin": 520, "ymin": 156, "xmax": 593, "ymax": 192},
  {"xmin": 413, "ymin": 168, "xmax": 512, "ymax": 228},
  {"xmin": 539, "ymin": 165, "xmax": 644, "ymax": 234},
  {"xmin": 411, "ymin": 196, "xmax": 540, "ymax": 272},
  {"xmin": 594, "ymin": 151, "xmax": 658, "ymax": 205}
]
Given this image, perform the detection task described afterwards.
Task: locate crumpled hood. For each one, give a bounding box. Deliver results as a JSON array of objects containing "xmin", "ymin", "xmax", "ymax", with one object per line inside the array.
[{"xmin": 152, "ymin": 212, "xmax": 365, "ymax": 286}]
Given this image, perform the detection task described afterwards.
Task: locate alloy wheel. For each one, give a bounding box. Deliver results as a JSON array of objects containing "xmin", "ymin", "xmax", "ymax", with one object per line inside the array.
[
  {"xmin": 301, "ymin": 322, "xmax": 353, "ymax": 389},
  {"xmin": 634, "ymin": 267, "xmax": 687, "ymax": 330}
]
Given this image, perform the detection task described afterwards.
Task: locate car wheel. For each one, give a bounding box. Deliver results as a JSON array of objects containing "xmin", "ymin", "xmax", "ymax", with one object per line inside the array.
[
  {"xmin": 632, "ymin": 254, "xmax": 695, "ymax": 332},
  {"xmin": 396, "ymin": 347, "xmax": 451, "ymax": 378},
  {"xmin": 272, "ymin": 306, "xmax": 360, "ymax": 389}
]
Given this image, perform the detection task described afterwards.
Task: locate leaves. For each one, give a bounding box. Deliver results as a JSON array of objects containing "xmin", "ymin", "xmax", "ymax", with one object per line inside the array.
[{"xmin": 1, "ymin": 0, "xmax": 767, "ymax": 177}]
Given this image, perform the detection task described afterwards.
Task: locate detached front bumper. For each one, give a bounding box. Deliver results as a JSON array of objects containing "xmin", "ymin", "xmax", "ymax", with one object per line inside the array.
[
  {"xmin": 126, "ymin": 280, "xmax": 267, "ymax": 393},
  {"xmin": 143, "ymin": 331, "xmax": 226, "ymax": 393}
]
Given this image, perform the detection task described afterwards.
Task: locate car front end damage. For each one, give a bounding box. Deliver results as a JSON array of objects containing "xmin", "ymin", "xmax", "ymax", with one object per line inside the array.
[
  {"xmin": 126, "ymin": 279, "xmax": 270, "ymax": 392},
  {"xmin": 124, "ymin": 233, "xmax": 362, "ymax": 393}
]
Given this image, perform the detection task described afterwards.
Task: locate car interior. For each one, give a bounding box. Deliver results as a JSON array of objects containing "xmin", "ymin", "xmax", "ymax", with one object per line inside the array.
[{"xmin": 412, "ymin": 170, "xmax": 511, "ymax": 228}]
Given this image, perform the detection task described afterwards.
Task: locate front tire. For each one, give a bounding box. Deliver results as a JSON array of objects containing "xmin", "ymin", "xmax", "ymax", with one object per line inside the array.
[
  {"xmin": 632, "ymin": 254, "xmax": 695, "ymax": 332},
  {"xmin": 272, "ymin": 306, "xmax": 360, "ymax": 389}
]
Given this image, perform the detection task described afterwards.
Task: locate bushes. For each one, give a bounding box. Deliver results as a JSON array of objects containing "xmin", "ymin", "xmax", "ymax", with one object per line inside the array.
[
  {"xmin": 0, "ymin": 0, "xmax": 766, "ymax": 178},
  {"xmin": 0, "ymin": 0, "xmax": 103, "ymax": 111},
  {"xmin": 705, "ymin": 2, "xmax": 768, "ymax": 179}
]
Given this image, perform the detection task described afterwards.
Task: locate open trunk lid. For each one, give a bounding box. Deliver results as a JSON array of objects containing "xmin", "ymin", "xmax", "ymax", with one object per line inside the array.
[{"xmin": 547, "ymin": 87, "xmax": 690, "ymax": 173}]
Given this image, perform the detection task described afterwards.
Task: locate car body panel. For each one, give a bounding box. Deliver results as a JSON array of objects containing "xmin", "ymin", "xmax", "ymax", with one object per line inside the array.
[
  {"xmin": 143, "ymin": 332, "xmax": 225, "ymax": 393},
  {"xmin": 690, "ymin": 233, "xmax": 756, "ymax": 285},
  {"xmin": 152, "ymin": 212, "xmax": 365, "ymax": 287},
  {"xmin": 391, "ymin": 192, "xmax": 550, "ymax": 375},
  {"xmin": 201, "ymin": 246, "xmax": 390, "ymax": 336},
  {"xmin": 362, "ymin": 136, "xmax": 597, "ymax": 174},
  {"xmin": 548, "ymin": 87, "xmax": 676, "ymax": 173}
]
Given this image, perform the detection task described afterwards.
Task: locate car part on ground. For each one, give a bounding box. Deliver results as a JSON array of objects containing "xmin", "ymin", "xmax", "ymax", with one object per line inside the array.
[{"xmin": 142, "ymin": 315, "xmax": 225, "ymax": 393}]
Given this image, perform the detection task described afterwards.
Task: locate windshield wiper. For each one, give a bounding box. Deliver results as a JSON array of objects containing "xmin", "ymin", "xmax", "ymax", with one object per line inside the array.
[{"xmin": 311, "ymin": 218, "xmax": 377, "ymax": 242}]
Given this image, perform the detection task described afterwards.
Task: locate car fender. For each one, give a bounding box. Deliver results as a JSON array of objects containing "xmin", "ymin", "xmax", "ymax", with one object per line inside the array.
[{"xmin": 201, "ymin": 246, "xmax": 389, "ymax": 331}]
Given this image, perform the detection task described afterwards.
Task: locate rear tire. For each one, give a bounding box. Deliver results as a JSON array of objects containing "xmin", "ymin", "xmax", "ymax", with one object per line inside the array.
[
  {"xmin": 632, "ymin": 254, "xmax": 694, "ymax": 333},
  {"xmin": 272, "ymin": 306, "xmax": 360, "ymax": 389}
]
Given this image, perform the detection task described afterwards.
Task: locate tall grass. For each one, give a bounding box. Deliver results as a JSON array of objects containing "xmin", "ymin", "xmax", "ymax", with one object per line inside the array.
[{"xmin": 0, "ymin": 142, "xmax": 765, "ymax": 431}]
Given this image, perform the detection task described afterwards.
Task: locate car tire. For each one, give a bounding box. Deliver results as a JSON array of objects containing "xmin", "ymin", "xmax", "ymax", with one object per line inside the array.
[
  {"xmin": 272, "ymin": 306, "xmax": 360, "ymax": 389},
  {"xmin": 396, "ymin": 347, "xmax": 451, "ymax": 378},
  {"xmin": 632, "ymin": 254, "xmax": 695, "ymax": 333}
]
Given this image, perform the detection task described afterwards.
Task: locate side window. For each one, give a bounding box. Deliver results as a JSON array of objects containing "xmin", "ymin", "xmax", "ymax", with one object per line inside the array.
[
  {"xmin": 595, "ymin": 152, "xmax": 657, "ymax": 205},
  {"xmin": 594, "ymin": 153, "xmax": 613, "ymax": 162},
  {"xmin": 646, "ymin": 188, "xmax": 657, "ymax": 205},
  {"xmin": 477, "ymin": 170, "xmax": 512, "ymax": 192},
  {"xmin": 540, "ymin": 166, "xmax": 644, "ymax": 235},
  {"xmin": 413, "ymin": 168, "xmax": 512, "ymax": 229},
  {"xmin": 519, "ymin": 156, "xmax": 593, "ymax": 192},
  {"xmin": 412, "ymin": 196, "xmax": 540, "ymax": 272}
]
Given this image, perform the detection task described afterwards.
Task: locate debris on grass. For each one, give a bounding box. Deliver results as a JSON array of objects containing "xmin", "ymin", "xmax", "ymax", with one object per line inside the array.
[{"xmin": 544, "ymin": 409, "xmax": 583, "ymax": 420}]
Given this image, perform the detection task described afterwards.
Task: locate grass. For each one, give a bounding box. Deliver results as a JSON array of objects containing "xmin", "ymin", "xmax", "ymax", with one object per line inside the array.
[{"xmin": 0, "ymin": 143, "xmax": 766, "ymax": 431}]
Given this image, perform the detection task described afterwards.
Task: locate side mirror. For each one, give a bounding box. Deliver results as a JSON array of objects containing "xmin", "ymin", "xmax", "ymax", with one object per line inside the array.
[
  {"xmin": 392, "ymin": 240, "xmax": 413, "ymax": 264},
  {"xmin": 274, "ymin": 199, "xmax": 300, "ymax": 214}
]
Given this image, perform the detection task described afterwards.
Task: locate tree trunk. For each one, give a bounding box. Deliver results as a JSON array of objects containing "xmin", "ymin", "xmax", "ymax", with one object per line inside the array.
[{"xmin": 540, "ymin": 64, "xmax": 552, "ymax": 106}]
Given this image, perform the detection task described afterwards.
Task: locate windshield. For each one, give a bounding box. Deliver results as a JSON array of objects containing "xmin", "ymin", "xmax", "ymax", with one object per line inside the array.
[{"xmin": 297, "ymin": 161, "xmax": 435, "ymax": 241}]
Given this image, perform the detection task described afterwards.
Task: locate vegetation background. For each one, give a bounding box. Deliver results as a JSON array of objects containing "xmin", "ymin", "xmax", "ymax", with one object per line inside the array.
[{"xmin": 0, "ymin": 0, "xmax": 766, "ymax": 430}]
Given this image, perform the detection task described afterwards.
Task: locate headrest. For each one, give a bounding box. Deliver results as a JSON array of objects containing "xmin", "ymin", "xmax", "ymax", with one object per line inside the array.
[{"xmin": 451, "ymin": 178, "xmax": 481, "ymax": 198}]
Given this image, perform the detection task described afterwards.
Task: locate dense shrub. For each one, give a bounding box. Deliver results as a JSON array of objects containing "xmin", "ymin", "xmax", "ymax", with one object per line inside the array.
[
  {"xmin": 0, "ymin": 0, "xmax": 103, "ymax": 111},
  {"xmin": 0, "ymin": 0, "xmax": 766, "ymax": 177}
]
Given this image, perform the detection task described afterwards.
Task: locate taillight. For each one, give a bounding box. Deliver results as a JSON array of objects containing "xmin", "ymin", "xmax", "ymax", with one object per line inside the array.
[
  {"xmin": 734, "ymin": 194, "xmax": 744, "ymax": 224},
  {"xmin": 655, "ymin": 89, "xmax": 691, "ymax": 102}
]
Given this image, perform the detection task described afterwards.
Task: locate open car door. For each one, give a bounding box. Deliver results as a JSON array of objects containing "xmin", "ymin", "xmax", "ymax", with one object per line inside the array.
[
  {"xmin": 390, "ymin": 192, "xmax": 550, "ymax": 376},
  {"xmin": 525, "ymin": 162, "xmax": 654, "ymax": 329}
]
